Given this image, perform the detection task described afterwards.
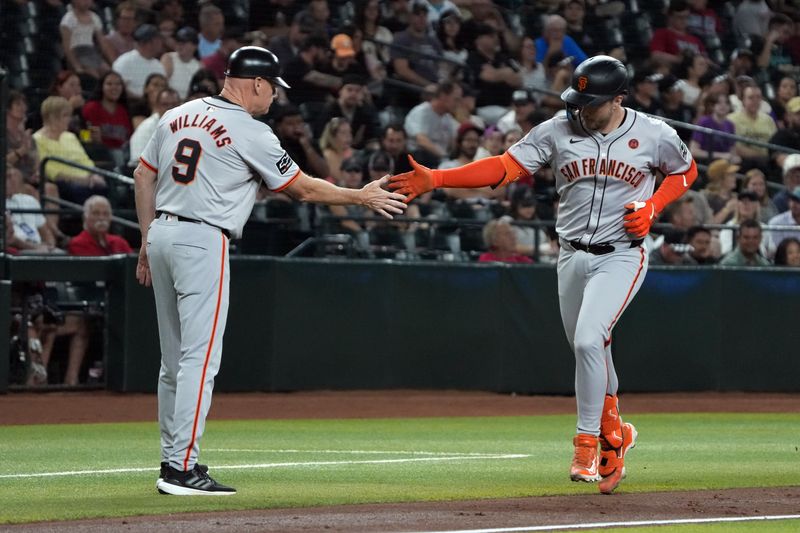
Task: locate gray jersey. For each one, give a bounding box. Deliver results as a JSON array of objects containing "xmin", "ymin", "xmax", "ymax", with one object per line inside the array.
[
  {"xmin": 140, "ymin": 96, "xmax": 300, "ymax": 238},
  {"xmin": 508, "ymin": 109, "xmax": 692, "ymax": 244}
]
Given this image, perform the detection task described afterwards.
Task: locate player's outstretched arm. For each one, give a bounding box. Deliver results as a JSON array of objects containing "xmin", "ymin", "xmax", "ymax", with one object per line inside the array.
[
  {"xmin": 284, "ymin": 171, "xmax": 408, "ymax": 219},
  {"xmin": 387, "ymin": 153, "xmax": 529, "ymax": 202}
]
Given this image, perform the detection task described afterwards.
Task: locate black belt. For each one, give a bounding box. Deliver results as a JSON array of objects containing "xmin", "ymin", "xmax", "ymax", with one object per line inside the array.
[
  {"xmin": 567, "ymin": 238, "xmax": 643, "ymax": 256},
  {"xmin": 156, "ymin": 211, "xmax": 231, "ymax": 239}
]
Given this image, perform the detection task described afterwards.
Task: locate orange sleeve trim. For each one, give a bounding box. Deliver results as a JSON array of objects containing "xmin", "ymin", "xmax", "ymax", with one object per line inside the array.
[
  {"xmin": 139, "ymin": 157, "xmax": 157, "ymax": 173},
  {"xmin": 652, "ymin": 159, "xmax": 698, "ymax": 213},
  {"xmin": 273, "ymin": 168, "xmax": 302, "ymax": 192}
]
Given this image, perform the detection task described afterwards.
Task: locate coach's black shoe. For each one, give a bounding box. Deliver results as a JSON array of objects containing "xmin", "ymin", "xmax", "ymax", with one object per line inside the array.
[
  {"xmin": 157, "ymin": 462, "xmax": 209, "ymax": 493},
  {"xmin": 156, "ymin": 464, "xmax": 235, "ymax": 496}
]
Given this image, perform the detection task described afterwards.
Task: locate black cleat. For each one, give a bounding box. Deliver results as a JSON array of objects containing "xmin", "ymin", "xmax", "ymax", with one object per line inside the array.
[{"xmin": 156, "ymin": 464, "xmax": 234, "ymax": 496}]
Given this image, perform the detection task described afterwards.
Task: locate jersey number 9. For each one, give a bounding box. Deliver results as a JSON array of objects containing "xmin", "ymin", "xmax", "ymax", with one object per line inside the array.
[{"xmin": 172, "ymin": 139, "xmax": 202, "ymax": 185}]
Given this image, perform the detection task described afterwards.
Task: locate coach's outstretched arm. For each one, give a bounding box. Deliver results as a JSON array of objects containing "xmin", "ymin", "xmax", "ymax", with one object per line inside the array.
[
  {"xmin": 388, "ymin": 154, "xmax": 530, "ymax": 202},
  {"xmin": 284, "ymin": 171, "xmax": 408, "ymax": 219}
]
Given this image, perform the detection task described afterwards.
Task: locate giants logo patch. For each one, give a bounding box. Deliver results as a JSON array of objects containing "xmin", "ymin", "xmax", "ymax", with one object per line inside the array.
[
  {"xmin": 577, "ymin": 76, "xmax": 588, "ymax": 91},
  {"xmin": 276, "ymin": 151, "xmax": 293, "ymax": 174},
  {"xmin": 628, "ymin": 139, "xmax": 639, "ymax": 149}
]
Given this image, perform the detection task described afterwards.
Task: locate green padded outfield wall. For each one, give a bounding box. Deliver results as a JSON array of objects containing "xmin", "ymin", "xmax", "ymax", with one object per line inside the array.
[{"xmin": 2, "ymin": 256, "xmax": 799, "ymax": 393}]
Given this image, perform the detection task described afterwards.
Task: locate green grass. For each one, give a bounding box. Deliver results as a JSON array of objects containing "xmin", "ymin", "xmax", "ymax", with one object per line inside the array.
[{"xmin": 0, "ymin": 413, "xmax": 798, "ymax": 525}]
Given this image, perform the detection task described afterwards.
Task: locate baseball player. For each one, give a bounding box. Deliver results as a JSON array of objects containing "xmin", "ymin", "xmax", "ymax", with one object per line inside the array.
[
  {"xmin": 389, "ymin": 55, "xmax": 697, "ymax": 494},
  {"xmin": 133, "ymin": 46, "xmax": 406, "ymax": 496}
]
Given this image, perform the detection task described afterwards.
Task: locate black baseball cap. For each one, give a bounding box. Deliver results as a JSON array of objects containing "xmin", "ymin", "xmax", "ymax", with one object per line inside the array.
[
  {"xmin": 175, "ymin": 27, "xmax": 198, "ymax": 43},
  {"xmin": 133, "ymin": 24, "xmax": 160, "ymax": 42},
  {"xmin": 738, "ymin": 190, "xmax": 759, "ymax": 202},
  {"xmin": 341, "ymin": 157, "xmax": 362, "ymax": 172}
]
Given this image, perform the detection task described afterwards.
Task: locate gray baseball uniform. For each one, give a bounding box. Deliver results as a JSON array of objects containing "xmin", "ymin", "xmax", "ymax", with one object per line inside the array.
[
  {"xmin": 507, "ymin": 109, "xmax": 692, "ymax": 435},
  {"xmin": 140, "ymin": 95, "xmax": 300, "ymax": 471}
]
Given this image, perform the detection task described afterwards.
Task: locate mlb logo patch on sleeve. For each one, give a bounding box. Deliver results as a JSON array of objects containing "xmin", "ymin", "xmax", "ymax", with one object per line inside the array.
[{"xmin": 276, "ymin": 152, "xmax": 293, "ymax": 174}]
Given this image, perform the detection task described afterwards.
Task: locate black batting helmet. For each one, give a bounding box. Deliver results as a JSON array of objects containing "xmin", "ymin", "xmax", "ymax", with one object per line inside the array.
[
  {"xmin": 561, "ymin": 55, "xmax": 628, "ymax": 110},
  {"xmin": 225, "ymin": 46, "xmax": 290, "ymax": 89}
]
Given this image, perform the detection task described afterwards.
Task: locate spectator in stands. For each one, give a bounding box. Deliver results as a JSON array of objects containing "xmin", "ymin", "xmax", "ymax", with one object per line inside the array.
[
  {"xmin": 743, "ymin": 169, "xmax": 779, "ymax": 222},
  {"xmin": 381, "ymin": 0, "xmax": 412, "ymax": 34},
  {"xmin": 316, "ymin": 75, "xmax": 380, "ymax": 150},
  {"xmin": 38, "ymin": 302, "xmax": 91, "ymax": 386},
  {"xmin": 49, "ymin": 71, "xmax": 86, "ymax": 134},
  {"xmin": 307, "ymin": 0, "xmax": 333, "ymax": 36},
  {"xmin": 650, "ymin": 229, "xmax": 693, "ymax": 265},
  {"xmin": 768, "ymin": 75, "xmax": 798, "ymax": 129},
  {"xmin": 113, "ymin": 24, "xmax": 166, "ymax": 99},
  {"xmin": 423, "ymin": 0, "xmax": 458, "ymax": 26},
  {"xmin": 475, "ymin": 125, "xmax": 504, "ymax": 159},
  {"xmin": 81, "ymin": 71, "xmax": 132, "ymax": 164},
  {"xmin": 466, "ymin": 23, "xmax": 522, "ymax": 124},
  {"xmin": 689, "ymin": 92, "xmax": 738, "ymax": 165},
  {"xmin": 497, "ymin": 90, "xmax": 536, "ymax": 135},
  {"xmin": 658, "ymin": 76, "xmax": 694, "ymax": 141},
  {"xmin": 768, "ymin": 97, "xmax": 800, "ymax": 175},
  {"xmin": 650, "ymin": 0, "xmax": 706, "ymax": 66},
  {"xmin": 687, "ymin": 0, "xmax": 721, "ymax": 43},
  {"xmin": 67, "ymin": 195, "xmax": 132, "ymax": 255},
  {"xmin": 187, "ymin": 68, "xmax": 221, "ymax": 99},
  {"xmin": 390, "ymin": 1, "xmax": 443, "ymax": 98},
  {"xmin": 720, "ymin": 219, "xmax": 771, "ymax": 266},
  {"xmin": 436, "ymin": 9, "xmax": 466, "ymax": 81},
  {"xmin": 677, "ymin": 52, "xmax": 708, "ymax": 108},
  {"xmin": 157, "ymin": 14, "xmax": 179, "ymax": 53},
  {"xmin": 703, "ymin": 159, "xmax": 740, "ymax": 224},
  {"xmin": 60, "ymin": 0, "xmax": 114, "ymax": 79},
  {"xmin": 129, "ymin": 73, "xmax": 168, "ymax": 130},
  {"xmin": 452, "ymin": 84, "xmax": 485, "ymax": 130},
  {"xmin": 535, "ymin": 14, "xmax": 587, "ymax": 68},
  {"xmin": 102, "ymin": 1, "xmax": 138, "ymax": 63},
  {"xmin": 322, "ymin": 156, "xmax": 369, "ymax": 237},
  {"xmin": 6, "ymin": 91, "xmax": 40, "ymax": 185},
  {"xmin": 320, "ymin": 117, "xmax": 355, "ymax": 183},
  {"xmin": 773, "ymin": 154, "xmax": 800, "ymax": 212},
  {"xmin": 686, "ymin": 225, "xmax": 717, "ymax": 264},
  {"xmin": 516, "ymin": 37, "xmax": 547, "ymax": 102},
  {"xmin": 733, "ymin": 0, "xmax": 772, "ymax": 40},
  {"xmin": 355, "ymin": 0, "xmax": 393, "ymax": 81},
  {"xmin": 161, "ymin": 26, "xmax": 201, "ymax": 100},
  {"xmin": 727, "ymin": 48, "xmax": 757, "ymax": 79},
  {"xmin": 756, "ymin": 14, "xmax": 798, "ymax": 80},
  {"xmin": 33, "ymin": 96, "xmax": 107, "ymax": 206},
  {"xmin": 381, "ymin": 123, "xmax": 413, "ymax": 174},
  {"xmin": 503, "ymin": 128, "xmax": 523, "ymax": 151},
  {"xmin": 404, "ymin": 82, "xmax": 461, "ymax": 166},
  {"xmin": 502, "ymin": 186, "xmax": 557, "ymax": 263},
  {"xmin": 478, "ymin": 219, "xmax": 533, "ymax": 264},
  {"xmin": 325, "ymin": 32, "xmax": 370, "ymax": 80},
  {"xmin": 283, "ymin": 34, "xmax": 342, "ymax": 105},
  {"xmin": 439, "ymin": 122, "xmax": 481, "ymax": 170},
  {"xmin": 157, "ymin": 0, "xmax": 184, "ymax": 27},
  {"xmin": 128, "ymin": 88, "xmax": 179, "ymax": 169},
  {"xmin": 727, "ymin": 85, "xmax": 777, "ymax": 171},
  {"xmin": 5, "ymin": 165, "xmax": 58, "ymax": 254},
  {"xmin": 623, "ymin": 70, "xmax": 663, "ymax": 116},
  {"xmin": 773, "ymin": 237, "xmax": 800, "ymax": 266},
  {"xmin": 269, "ymin": 11, "xmax": 315, "ymax": 68},
  {"xmin": 720, "ymin": 190, "xmax": 763, "ymax": 256},
  {"xmin": 730, "ymin": 75, "xmax": 772, "ymax": 114},
  {"xmin": 766, "ymin": 186, "xmax": 800, "ymax": 252},
  {"xmin": 202, "ymin": 29, "xmax": 248, "ymax": 84},
  {"xmin": 272, "ymin": 104, "xmax": 330, "ymax": 179},
  {"xmin": 197, "ymin": 4, "xmax": 225, "ymax": 59}
]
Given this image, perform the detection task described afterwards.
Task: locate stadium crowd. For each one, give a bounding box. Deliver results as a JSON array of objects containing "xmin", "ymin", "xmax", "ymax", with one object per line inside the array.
[{"xmin": 4, "ymin": 0, "xmax": 800, "ymax": 384}]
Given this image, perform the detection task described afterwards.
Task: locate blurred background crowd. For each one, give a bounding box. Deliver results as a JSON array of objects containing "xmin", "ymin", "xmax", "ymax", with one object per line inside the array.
[{"xmin": 3, "ymin": 0, "xmax": 800, "ymax": 385}]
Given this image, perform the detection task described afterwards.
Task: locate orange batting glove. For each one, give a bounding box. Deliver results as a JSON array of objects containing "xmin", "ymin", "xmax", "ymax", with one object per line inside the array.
[
  {"xmin": 623, "ymin": 199, "xmax": 659, "ymax": 238},
  {"xmin": 387, "ymin": 156, "xmax": 442, "ymax": 202}
]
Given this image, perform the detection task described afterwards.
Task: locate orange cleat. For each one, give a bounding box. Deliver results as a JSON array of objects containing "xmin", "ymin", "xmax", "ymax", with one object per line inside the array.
[
  {"xmin": 598, "ymin": 422, "xmax": 638, "ymax": 494},
  {"xmin": 570, "ymin": 434, "xmax": 601, "ymax": 482}
]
